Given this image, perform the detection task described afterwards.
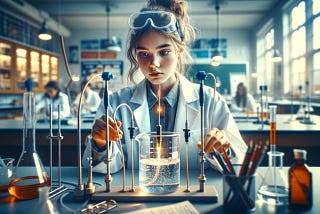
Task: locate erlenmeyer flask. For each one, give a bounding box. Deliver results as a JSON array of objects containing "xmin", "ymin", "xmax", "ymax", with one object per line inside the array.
[
  {"xmin": 257, "ymin": 151, "xmax": 289, "ymax": 205},
  {"xmin": 8, "ymin": 80, "xmax": 50, "ymax": 200}
]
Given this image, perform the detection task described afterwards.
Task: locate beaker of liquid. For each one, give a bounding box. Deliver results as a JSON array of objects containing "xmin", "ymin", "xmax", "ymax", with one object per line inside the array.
[
  {"xmin": 136, "ymin": 131, "xmax": 181, "ymax": 194},
  {"xmin": 8, "ymin": 91, "xmax": 50, "ymax": 200},
  {"xmin": 257, "ymin": 151, "xmax": 289, "ymax": 205}
]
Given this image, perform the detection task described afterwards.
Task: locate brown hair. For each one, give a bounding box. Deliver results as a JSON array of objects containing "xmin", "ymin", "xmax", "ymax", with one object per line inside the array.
[
  {"xmin": 235, "ymin": 82, "xmax": 248, "ymax": 108},
  {"xmin": 126, "ymin": 0, "xmax": 196, "ymax": 83}
]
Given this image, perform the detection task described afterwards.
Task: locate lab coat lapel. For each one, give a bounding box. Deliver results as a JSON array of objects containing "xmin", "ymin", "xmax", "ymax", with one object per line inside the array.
[
  {"xmin": 174, "ymin": 76, "xmax": 199, "ymax": 132},
  {"xmin": 130, "ymin": 79, "xmax": 150, "ymax": 133}
]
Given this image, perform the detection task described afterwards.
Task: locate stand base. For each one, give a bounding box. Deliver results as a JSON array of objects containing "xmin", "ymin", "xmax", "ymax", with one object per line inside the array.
[
  {"xmin": 90, "ymin": 185, "xmax": 218, "ymax": 203},
  {"xmin": 300, "ymin": 118, "xmax": 316, "ymax": 125},
  {"xmin": 252, "ymin": 120, "xmax": 269, "ymax": 125}
]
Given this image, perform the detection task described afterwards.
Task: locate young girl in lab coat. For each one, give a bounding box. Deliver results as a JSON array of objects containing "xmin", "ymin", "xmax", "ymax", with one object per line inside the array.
[{"xmin": 83, "ymin": 0, "xmax": 247, "ymax": 173}]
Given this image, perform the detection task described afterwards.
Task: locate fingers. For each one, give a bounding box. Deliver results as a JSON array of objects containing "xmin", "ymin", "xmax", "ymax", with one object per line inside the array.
[
  {"xmin": 204, "ymin": 128, "xmax": 231, "ymax": 153},
  {"xmin": 92, "ymin": 116, "xmax": 123, "ymax": 147}
]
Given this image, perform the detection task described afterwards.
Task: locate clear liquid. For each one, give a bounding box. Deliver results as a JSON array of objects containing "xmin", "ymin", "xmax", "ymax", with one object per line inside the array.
[
  {"xmin": 257, "ymin": 185, "xmax": 289, "ymax": 205},
  {"xmin": 139, "ymin": 158, "xmax": 179, "ymax": 193}
]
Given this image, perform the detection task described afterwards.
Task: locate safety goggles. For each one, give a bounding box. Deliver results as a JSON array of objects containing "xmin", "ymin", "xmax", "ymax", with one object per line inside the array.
[{"xmin": 128, "ymin": 11, "xmax": 178, "ymax": 34}]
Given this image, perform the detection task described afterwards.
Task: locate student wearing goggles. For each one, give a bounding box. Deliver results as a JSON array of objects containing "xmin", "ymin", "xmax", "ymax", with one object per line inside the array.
[
  {"xmin": 83, "ymin": 0, "xmax": 247, "ymax": 174},
  {"xmin": 128, "ymin": 11, "xmax": 184, "ymax": 40}
]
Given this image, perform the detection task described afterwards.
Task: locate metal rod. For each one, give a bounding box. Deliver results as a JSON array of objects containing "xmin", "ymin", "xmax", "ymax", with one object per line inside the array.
[
  {"xmin": 49, "ymin": 104, "xmax": 53, "ymax": 191},
  {"xmin": 57, "ymin": 104, "xmax": 62, "ymax": 187},
  {"xmin": 196, "ymin": 71, "xmax": 207, "ymax": 192},
  {"xmin": 102, "ymin": 71, "xmax": 113, "ymax": 192},
  {"xmin": 183, "ymin": 103, "xmax": 190, "ymax": 192}
]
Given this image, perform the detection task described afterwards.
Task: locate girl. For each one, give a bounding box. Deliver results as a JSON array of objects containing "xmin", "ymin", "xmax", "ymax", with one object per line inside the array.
[{"xmin": 83, "ymin": 0, "xmax": 247, "ymax": 173}]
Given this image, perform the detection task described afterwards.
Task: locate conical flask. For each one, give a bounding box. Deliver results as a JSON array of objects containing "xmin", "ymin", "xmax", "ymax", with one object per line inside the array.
[
  {"xmin": 8, "ymin": 78, "xmax": 50, "ymax": 200},
  {"xmin": 257, "ymin": 151, "xmax": 289, "ymax": 205}
]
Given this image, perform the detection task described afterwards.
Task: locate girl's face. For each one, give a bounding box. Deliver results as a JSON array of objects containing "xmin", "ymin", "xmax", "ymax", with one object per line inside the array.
[
  {"xmin": 135, "ymin": 31, "xmax": 181, "ymax": 93},
  {"xmin": 46, "ymin": 87, "xmax": 58, "ymax": 99}
]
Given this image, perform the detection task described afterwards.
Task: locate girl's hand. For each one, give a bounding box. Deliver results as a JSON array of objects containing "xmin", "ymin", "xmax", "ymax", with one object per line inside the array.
[
  {"xmin": 92, "ymin": 115, "xmax": 123, "ymax": 148},
  {"xmin": 204, "ymin": 128, "xmax": 231, "ymax": 153}
]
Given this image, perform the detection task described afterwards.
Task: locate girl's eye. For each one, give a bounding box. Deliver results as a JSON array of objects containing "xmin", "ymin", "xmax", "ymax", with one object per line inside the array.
[
  {"xmin": 137, "ymin": 52, "xmax": 149, "ymax": 58},
  {"xmin": 159, "ymin": 49, "xmax": 171, "ymax": 56}
]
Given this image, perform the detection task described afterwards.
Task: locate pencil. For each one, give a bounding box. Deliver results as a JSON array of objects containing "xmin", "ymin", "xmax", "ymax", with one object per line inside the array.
[
  {"xmin": 246, "ymin": 144, "xmax": 260, "ymax": 176},
  {"xmin": 239, "ymin": 141, "xmax": 254, "ymax": 176},
  {"xmin": 221, "ymin": 147, "xmax": 235, "ymax": 175}
]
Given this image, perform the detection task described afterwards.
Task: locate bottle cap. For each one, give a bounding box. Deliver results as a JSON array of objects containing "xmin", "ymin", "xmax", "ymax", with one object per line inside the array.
[{"xmin": 293, "ymin": 149, "xmax": 307, "ymax": 160}]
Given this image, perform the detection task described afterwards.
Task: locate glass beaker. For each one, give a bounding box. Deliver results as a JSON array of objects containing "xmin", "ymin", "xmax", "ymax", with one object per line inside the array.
[
  {"xmin": 257, "ymin": 151, "xmax": 289, "ymax": 205},
  {"xmin": 31, "ymin": 186, "xmax": 60, "ymax": 214},
  {"xmin": 8, "ymin": 91, "xmax": 50, "ymax": 200},
  {"xmin": 0, "ymin": 158, "xmax": 15, "ymax": 191},
  {"xmin": 136, "ymin": 132, "xmax": 181, "ymax": 194}
]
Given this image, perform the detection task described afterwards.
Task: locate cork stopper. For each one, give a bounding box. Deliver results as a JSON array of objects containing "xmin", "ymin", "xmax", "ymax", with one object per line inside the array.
[{"xmin": 293, "ymin": 149, "xmax": 307, "ymax": 160}]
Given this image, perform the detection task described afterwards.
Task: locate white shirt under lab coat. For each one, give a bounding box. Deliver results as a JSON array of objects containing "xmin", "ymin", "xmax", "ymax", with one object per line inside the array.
[{"xmin": 82, "ymin": 75, "xmax": 247, "ymax": 173}]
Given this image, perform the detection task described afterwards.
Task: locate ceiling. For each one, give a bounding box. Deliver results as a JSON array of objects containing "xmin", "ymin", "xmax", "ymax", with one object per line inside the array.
[{"xmin": 23, "ymin": 0, "xmax": 280, "ymax": 32}]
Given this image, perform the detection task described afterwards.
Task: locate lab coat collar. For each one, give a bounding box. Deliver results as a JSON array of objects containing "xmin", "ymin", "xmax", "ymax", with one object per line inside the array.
[{"xmin": 130, "ymin": 75, "xmax": 200, "ymax": 133}]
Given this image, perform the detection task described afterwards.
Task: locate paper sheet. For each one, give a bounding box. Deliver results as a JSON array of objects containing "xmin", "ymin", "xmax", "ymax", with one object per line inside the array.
[{"xmin": 127, "ymin": 200, "xmax": 200, "ymax": 214}]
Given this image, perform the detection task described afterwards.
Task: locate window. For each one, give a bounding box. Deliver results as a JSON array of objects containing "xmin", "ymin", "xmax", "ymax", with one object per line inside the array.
[
  {"xmin": 283, "ymin": 1, "xmax": 307, "ymax": 95},
  {"xmin": 282, "ymin": 0, "xmax": 320, "ymax": 95},
  {"xmin": 256, "ymin": 27, "xmax": 276, "ymax": 95}
]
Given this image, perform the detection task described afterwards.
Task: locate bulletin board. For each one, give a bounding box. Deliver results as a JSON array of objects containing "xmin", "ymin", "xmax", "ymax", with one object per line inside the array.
[{"xmin": 187, "ymin": 63, "xmax": 247, "ymax": 95}]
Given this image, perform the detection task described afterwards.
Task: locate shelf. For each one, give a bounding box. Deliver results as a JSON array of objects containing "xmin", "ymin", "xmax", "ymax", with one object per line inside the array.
[{"xmin": 0, "ymin": 38, "xmax": 59, "ymax": 93}]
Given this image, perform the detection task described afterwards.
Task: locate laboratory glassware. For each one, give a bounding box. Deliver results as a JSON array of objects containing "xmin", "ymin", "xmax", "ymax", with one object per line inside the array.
[
  {"xmin": 257, "ymin": 106, "xmax": 289, "ymax": 205},
  {"xmin": 289, "ymin": 149, "xmax": 313, "ymax": 210},
  {"xmin": 31, "ymin": 186, "xmax": 60, "ymax": 214},
  {"xmin": 8, "ymin": 82, "xmax": 50, "ymax": 200},
  {"xmin": 136, "ymin": 131, "xmax": 181, "ymax": 194},
  {"xmin": 0, "ymin": 158, "xmax": 14, "ymax": 191}
]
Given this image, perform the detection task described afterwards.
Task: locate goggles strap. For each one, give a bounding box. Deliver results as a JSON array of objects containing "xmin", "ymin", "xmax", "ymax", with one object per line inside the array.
[{"xmin": 175, "ymin": 20, "xmax": 184, "ymax": 41}]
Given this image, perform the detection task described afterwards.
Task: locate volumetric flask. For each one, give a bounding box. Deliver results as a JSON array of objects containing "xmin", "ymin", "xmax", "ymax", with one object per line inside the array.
[
  {"xmin": 136, "ymin": 132, "xmax": 181, "ymax": 194},
  {"xmin": 8, "ymin": 91, "xmax": 50, "ymax": 200},
  {"xmin": 257, "ymin": 151, "xmax": 289, "ymax": 205}
]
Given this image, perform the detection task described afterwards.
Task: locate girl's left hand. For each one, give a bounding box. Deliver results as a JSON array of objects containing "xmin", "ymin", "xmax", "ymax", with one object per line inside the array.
[{"xmin": 204, "ymin": 128, "xmax": 231, "ymax": 153}]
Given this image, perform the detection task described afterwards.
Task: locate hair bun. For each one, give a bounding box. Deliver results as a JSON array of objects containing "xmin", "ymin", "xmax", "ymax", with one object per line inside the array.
[{"xmin": 147, "ymin": 0, "xmax": 185, "ymax": 18}]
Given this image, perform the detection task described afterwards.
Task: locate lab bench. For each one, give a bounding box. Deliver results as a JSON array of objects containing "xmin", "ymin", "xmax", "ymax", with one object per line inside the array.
[
  {"xmin": 0, "ymin": 167, "xmax": 319, "ymax": 213},
  {"xmin": 0, "ymin": 114, "xmax": 319, "ymax": 166}
]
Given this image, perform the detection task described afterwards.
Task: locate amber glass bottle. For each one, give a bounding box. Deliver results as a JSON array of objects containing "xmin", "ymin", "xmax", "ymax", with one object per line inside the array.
[{"xmin": 289, "ymin": 149, "xmax": 312, "ymax": 210}]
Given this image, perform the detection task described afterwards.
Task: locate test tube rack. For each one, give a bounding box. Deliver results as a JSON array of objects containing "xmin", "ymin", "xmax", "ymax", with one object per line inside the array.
[{"xmin": 90, "ymin": 186, "xmax": 218, "ymax": 202}]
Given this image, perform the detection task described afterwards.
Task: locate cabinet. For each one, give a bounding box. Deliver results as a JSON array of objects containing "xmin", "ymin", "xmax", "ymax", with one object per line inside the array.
[{"xmin": 0, "ymin": 38, "xmax": 59, "ymax": 93}]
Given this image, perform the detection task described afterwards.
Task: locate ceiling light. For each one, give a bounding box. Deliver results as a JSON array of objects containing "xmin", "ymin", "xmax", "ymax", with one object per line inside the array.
[
  {"xmin": 211, "ymin": 1, "xmax": 223, "ymax": 63},
  {"xmin": 105, "ymin": 2, "xmax": 121, "ymax": 52},
  {"xmin": 211, "ymin": 59, "xmax": 221, "ymax": 67},
  {"xmin": 211, "ymin": 50, "xmax": 223, "ymax": 62},
  {"xmin": 38, "ymin": 20, "xmax": 52, "ymax": 41}
]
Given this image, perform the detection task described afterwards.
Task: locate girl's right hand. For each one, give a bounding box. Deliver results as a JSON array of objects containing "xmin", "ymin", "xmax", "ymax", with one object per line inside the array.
[{"xmin": 92, "ymin": 115, "xmax": 123, "ymax": 148}]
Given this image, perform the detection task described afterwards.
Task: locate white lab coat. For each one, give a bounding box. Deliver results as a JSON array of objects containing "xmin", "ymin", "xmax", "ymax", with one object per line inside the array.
[
  {"xmin": 73, "ymin": 89, "xmax": 101, "ymax": 114},
  {"xmin": 230, "ymin": 94, "xmax": 257, "ymax": 113},
  {"xmin": 35, "ymin": 92, "xmax": 71, "ymax": 118},
  {"xmin": 83, "ymin": 75, "xmax": 247, "ymax": 173}
]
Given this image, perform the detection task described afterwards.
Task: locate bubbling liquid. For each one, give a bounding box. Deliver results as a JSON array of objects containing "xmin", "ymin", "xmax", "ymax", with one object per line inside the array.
[{"xmin": 139, "ymin": 158, "xmax": 179, "ymax": 194}]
